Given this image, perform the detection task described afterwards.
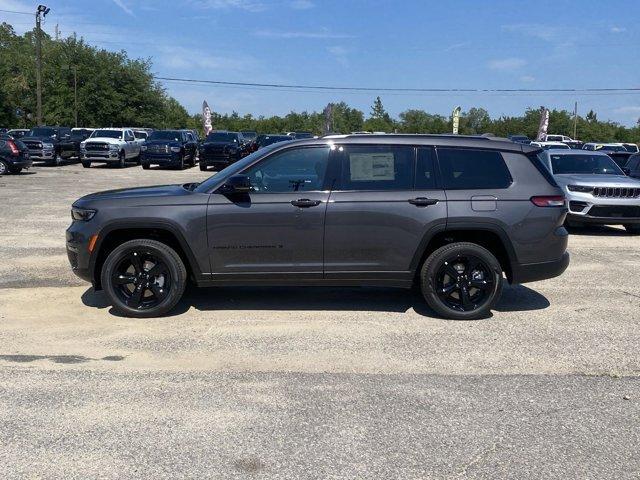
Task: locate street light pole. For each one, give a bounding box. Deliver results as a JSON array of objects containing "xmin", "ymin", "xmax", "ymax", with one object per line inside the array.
[
  {"xmin": 73, "ymin": 65, "xmax": 78, "ymax": 127},
  {"xmin": 35, "ymin": 5, "xmax": 50, "ymax": 126}
]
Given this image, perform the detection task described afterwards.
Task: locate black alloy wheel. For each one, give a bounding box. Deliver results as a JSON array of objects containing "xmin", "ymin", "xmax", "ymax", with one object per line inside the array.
[
  {"xmin": 420, "ymin": 242, "xmax": 503, "ymax": 320},
  {"xmin": 102, "ymin": 239, "xmax": 187, "ymax": 318}
]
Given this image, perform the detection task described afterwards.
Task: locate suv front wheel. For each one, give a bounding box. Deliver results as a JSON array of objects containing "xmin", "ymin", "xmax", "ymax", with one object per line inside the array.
[
  {"xmin": 420, "ymin": 242, "xmax": 503, "ymax": 320},
  {"xmin": 101, "ymin": 239, "xmax": 187, "ymax": 318}
]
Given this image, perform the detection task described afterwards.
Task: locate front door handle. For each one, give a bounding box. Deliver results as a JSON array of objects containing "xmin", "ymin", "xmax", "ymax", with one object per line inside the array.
[
  {"xmin": 291, "ymin": 199, "xmax": 321, "ymax": 208},
  {"xmin": 408, "ymin": 197, "xmax": 438, "ymax": 207}
]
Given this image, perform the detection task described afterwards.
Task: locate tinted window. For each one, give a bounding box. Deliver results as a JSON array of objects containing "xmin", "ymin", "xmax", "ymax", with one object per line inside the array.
[
  {"xmin": 415, "ymin": 147, "xmax": 437, "ymax": 189},
  {"xmin": 438, "ymin": 148, "xmax": 512, "ymax": 190},
  {"xmin": 243, "ymin": 147, "xmax": 330, "ymax": 193},
  {"xmin": 207, "ymin": 132, "xmax": 238, "ymax": 143},
  {"xmin": 627, "ymin": 155, "xmax": 640, "ymax": 171},
  {"xmin": 149, "ymin": 131, "xmax": 181, "ymax": 141},
  {"xmin": 339, "ymin": 145, "xmax": 414, "ymax": 191},
  {"xmin": 550, "ymin": 154, "xmax": 624, "ymax": 175},
  {"xmin": 91, "ymin": 130, "xmax": 123, "ymax": 139},
  {"xmin": 27, "ymin": 127, "xmax": 56, "ymax": 137},
  {"xmin": 134, "ymin": 131, "xmax": 148, "ymax": 139}
]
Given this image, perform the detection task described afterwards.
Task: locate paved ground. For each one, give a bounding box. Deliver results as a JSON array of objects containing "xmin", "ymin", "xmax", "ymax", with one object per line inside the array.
[{"xmin": 1, "ymin": 162, "xmax": 639, "ymax": 479}]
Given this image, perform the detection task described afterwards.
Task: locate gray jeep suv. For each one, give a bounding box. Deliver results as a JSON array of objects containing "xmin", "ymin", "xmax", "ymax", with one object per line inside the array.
[{"xmin": 66, "ymin": 134, "xmax": 570, "ymax": 319}]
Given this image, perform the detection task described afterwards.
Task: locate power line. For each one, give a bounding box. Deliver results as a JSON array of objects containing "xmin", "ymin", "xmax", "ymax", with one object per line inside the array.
[
  {"xmin": 154, "ymin": 76, "xmax": 640, "ymax": 95},
  {"xmin": 0, "ymin": 8, "xmax": 32, "ymax": 15}
]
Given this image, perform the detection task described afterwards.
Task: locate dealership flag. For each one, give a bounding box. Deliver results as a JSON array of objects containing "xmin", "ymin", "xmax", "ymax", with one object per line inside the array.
[
  {"xmin": 536, "ymin": 107, "xmax": 549, "ymax": 141},
  {"xmin": 452, "ymin": 106, "xmax": 461, "ymax": 134},
  {"xmin": 202, "ymin": 101, "xmax": 213, "ymax": 136}
]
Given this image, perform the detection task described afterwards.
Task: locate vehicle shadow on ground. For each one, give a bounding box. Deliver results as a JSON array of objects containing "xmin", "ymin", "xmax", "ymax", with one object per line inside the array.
[
  {"xmin": 81, "ymin": 283, "xmax": 549, "ymax": 320},
  {"xmin": 566, "ymin": 225, "xmax": 631, "ymax": 236}
]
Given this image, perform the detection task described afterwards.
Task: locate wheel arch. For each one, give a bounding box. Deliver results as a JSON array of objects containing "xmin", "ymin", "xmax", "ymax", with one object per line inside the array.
[
  {"xmin": 91, "ymin": 221, "xmax": 202, "ymax": 289},
  {"xmin": 410, "ymin": 224, "xmax": 517, "ymax": 283}
]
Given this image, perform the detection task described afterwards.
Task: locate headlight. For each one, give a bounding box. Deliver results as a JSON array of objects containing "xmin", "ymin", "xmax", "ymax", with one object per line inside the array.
[
  {"xmin": 140, "ymin": 145, "xmax": 147, "ymax": 151},
  {"xmin": 42, "ymin": 143, "xmax": 54, "ymax": 150},
  {"xmin": 71, "ymin": 207, "xmax": 97, "ymax": 221},
  {"xmin": 170, "ymin": 146, "xmax": 181, "ymax": 153},
  {"xmin": 567, "ymin": 185, "xmax": 593, "ymax": 193},
  {"xmin": 109, "ymin": 144, "xmax": 119, "ymax": 151}
]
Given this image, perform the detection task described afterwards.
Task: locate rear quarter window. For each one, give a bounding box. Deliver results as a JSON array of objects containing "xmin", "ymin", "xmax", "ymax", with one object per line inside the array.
[{"xmin": 437, "ymin": 148, "xmax": 512, "ymax": 190}]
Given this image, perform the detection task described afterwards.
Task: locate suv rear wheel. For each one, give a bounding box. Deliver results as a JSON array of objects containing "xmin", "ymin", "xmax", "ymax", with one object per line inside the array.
[
  {"xmin": 420, "ymin": 242, "xmax": 503, "ymax": 320},
  {"xmin": 624, "ymin": 224, "xmax": 640, "ymax": 234},
  {"xmin": 101, "ymin": 239, "xmax": 187, "ymax": 318},
  {"xmin": 0, "ymin": 160, "xmax": 8, "ymax": 176}
]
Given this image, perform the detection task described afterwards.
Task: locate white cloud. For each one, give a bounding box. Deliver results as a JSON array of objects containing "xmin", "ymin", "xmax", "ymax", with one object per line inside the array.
[
  {"xmin": 191, "ymin": 0, "xmax": 267, "ymax": 12},
  {"xmin": 501, "ymin": 23, "xmax": 562, "ymax": 42},
  {"xmin": 488, "ymin": 58, "xmax": 527, "ymax": 71},
  {"xmin": 290, "ymin": 0, "xmax": 315, "ymax": 9},
  {"xmin": 520, "ymin": 75, "xmax": 535, "ymax": 83},
  {"xmin": 157, "ymin": 46, "xmax": 255, "ymax": 72},
  {"xmin": 112, "ymin": 0, "xmax": 134, "ymax": 16},
  {"xmin": 611, "ymin": 26, "xmax": 626, "ymax": 33},
  {"xmin": 254, "ymin": 29, "xmax": 354, "ymax": 39}
]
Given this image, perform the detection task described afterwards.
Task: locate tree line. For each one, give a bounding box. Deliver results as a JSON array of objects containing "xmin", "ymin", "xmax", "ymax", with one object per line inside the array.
[{"xmin": 2, "ymin": 22, "xmax": 640, "ymax": 143}]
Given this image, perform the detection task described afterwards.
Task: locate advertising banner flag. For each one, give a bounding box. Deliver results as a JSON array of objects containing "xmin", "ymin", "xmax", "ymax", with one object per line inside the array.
[
  {"xmin": 536, "ymin": 107, "xmax": 549, "ymax": 141},
  {"xmin": 452, "ymin": 106, "xmax": 461, "ymax": 134},
  {"xmin": 323, "ymin": 103, "xmax": 334, "ymax": 135},
  {"xmin": 202, "ymin": 101, "xmax": 213, "ymax": 136}
]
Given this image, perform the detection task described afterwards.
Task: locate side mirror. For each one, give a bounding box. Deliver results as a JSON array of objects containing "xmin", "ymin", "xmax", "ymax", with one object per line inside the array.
[{"xmin": 219, "ymin": 174, "xmax": 252, "ymax": 194}]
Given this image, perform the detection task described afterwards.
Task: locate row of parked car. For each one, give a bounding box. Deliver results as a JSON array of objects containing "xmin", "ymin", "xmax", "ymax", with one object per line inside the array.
[{"xmin": 0, "ymin": 126, "xmax": 313, "ymax": 175}]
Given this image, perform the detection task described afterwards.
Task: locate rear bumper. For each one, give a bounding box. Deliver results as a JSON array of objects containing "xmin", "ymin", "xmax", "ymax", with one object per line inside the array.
[
  {"xmin": 8, "ymin": 158, "xmax": 33, "ymax": 168},
  {"xmin": 511, "ymin": 251, "xmax": 570, "ymax": 284}
]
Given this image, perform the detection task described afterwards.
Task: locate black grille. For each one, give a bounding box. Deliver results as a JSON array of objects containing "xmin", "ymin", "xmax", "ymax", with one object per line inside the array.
[
  {"xmin": 148, "ymin": 145, "xmax": 169, "ymax": 153},
  {"xmin": 85, "ymin": 142, "xmax": 109, "ymax": 152},
  {"xmin": 588, "ymin": 205, "xmax": 640, "ymax": 218},
  {"xmin": 23, "ymin": 140, "xmax": 42, "ymax": 149},
  {"xmin": 592, "ymin": 187, "xmax": 640, "ymax": 198}
]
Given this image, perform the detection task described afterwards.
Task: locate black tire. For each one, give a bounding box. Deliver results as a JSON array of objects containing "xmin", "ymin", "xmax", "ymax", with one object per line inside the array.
[
  {"xmin": 0, "ymin": 160, "xmax": 8, "ymax": 176},
  {"xmin": 117, "ymin": 151, "xmax": 126, "ymax": 168},
  {"xmin": 199, "ymin": 163, "xmax": 207, "ymax": 171},
  {"xmin": 420, "ymin": 242, "xmax": 503, "ymax": 320},
  {"xmin": 176, "ymin": 154, "xmax": 185, "ymax": 170},
  {"xmin": 142, "ymin": 162, "xmax": 150, "ymax": 170},
  {"xmin": 624, "ymin": 224, "xmax": 640, "ymax": 234},
  {"xmin": 101, "ymin": 239, "xmax": 187, "ymax": 318},
  {"xmin": 53, "ymin": 153, "xmax": 63, "ymax": 166},
  {"xmin": 81, "ymin": 161, "xmax": 91, "ymax": 168}
]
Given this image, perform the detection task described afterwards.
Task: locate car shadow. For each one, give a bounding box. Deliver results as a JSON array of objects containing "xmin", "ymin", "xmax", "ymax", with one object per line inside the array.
[
  {"xmin": 81, "ymin": 283, "xmax": 549, "ymax": 320},
  {"xmin": 566, "ymin": 225, "xmax": 630, "ymax": 236}
]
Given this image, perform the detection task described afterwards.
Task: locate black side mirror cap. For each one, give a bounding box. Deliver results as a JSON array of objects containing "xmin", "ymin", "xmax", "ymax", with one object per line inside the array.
[{"xmin": 219, "ymin": 174, "xmax": 252, "ymax": 194}]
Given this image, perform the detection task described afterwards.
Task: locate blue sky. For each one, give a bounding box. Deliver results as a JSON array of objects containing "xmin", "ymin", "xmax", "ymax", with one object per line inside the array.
[{"xmin": 2, "ymin": 0, "xmax": 640, "ymax": 125}]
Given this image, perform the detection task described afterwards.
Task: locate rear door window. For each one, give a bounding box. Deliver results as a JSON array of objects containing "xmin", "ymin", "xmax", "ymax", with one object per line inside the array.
[
  {"xmin": 415, "ymin": 147, "xmax": 438, "ymax": 189},
  {"xmin": 437, "ymin": 148, "xmax": 512, "ymax": 190},
  {"xmin": 338, "ymin": 145, "xmax": 414, "ymax": 191}
]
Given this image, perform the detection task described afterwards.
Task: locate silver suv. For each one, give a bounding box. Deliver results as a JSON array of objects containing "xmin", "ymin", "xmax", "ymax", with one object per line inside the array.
[
  {"xmin": 540, "ymin": 148, "xmax": 640, "ymax": 233},
  {"xmin": 67, "ymin": 135, "xmax": 570, "ymax": 320}
]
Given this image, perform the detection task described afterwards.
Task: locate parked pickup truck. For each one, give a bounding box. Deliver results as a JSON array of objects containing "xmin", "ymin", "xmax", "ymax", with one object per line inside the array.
[
  {"xmin": 21, "ymin": 126, "xmax": 77, "ymax": 166},
  {"xmin": 543, "ymin": 134, "xmax": 583, "ymax": 149},
  {"xmin": 80, "ymin": 128, "xmax": 141, "ymax": 168}
]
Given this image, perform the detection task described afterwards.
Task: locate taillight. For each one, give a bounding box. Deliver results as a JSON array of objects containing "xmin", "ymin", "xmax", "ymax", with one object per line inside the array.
[
  {"xmin": 531, "ymin": 195, "xmax": 566, "ymax": 207},
  {"xmin": 7, "ymin": 140, "xmax": 19, "ymax": 156}
]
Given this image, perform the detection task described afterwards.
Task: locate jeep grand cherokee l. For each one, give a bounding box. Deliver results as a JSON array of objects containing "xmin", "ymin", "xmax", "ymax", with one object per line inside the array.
[{"xmin": 67, "ymin": 134, "xmax": 569, "ymax": 319}]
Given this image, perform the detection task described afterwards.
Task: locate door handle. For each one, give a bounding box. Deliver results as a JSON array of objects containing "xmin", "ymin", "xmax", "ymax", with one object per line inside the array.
[
  {"xmin": 408, "ymin": 197, "xmax": 438, "ymax": 207},
  {"xmin": 291, "ymin": 199, "xmax": 321, "ymax": 208}
]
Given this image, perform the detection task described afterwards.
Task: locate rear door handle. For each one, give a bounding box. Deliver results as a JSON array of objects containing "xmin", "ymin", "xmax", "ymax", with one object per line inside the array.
[
  {"xmin": 408, "ymin": 197, "xmax": 438, "ymax": 207},
  {"xmin": 291, "ymin": 199, "xmax": 322, "ymax": 208}
]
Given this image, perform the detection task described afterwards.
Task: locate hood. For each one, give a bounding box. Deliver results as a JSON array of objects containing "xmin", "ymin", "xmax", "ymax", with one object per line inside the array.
[
  {"xmin": 144, "ymin": 140, "xmax": 181, "ymax": 147},
  {"xmin": 83, "ymin": 137, "xmax": 122, "ymax": 145},
  {"xmin": 22, "ymin": 136, "xmax": 55, "ymax": 143},
  {"xmin": 202, "ymin": 141, "xmax": 237, "ymax": 147},
  {"xmin": 74, "ymin": 184, "xmax": 190, "ymax": 206},
  {"xmin": 554, "ymin": 174, "xmax": 640, "ymax": 187}
]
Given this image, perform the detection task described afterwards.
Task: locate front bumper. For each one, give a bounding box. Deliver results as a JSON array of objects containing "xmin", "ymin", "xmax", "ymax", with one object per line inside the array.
[
  {"xmin": 66, "ymin": 224, "xmax": 96, "ymax": 284},
  {"xmin": 141, "ymin": 152, "xmax": 181, "ymax": 166},
  {"xmin": 511, "ymin": 251, "xmax": 570, "ymax": 284},
  {"xmin": 567, "ymin": 193, "xmax": 640, "ymax": 225},
  {"xmin": 81, "ymin": 151, "xmax": 120, "ymax": 163},
  {"xmin": 200, "ymin": 154, "xmax": 233, "ymax": 169},
  {"xmin": 27, "ymin": 149, "xmax": 54, "ymax": 161}
]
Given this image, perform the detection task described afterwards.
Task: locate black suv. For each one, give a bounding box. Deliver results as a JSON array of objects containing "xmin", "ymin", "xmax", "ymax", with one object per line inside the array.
[
  {"xmin": 199, "ymin": 131, "xmax": 249, "ymax": 171},
  {"xmin": 67, "ymin": 134, "xmax": 570, "ymax": 320},
  {"xmin": 0, "ymin": 135, "xmax": 31, "ymax": 175},
  {"xmin": 140, "ymin": 130, "xmax": 198, "ymax": 170},
  {"xmin": 22, "ymin": 126, "xmax": 77, "ymax": 166}
]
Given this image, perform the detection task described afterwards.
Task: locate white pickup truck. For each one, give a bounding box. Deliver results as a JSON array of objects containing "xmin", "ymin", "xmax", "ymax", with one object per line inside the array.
[{"xmin": 80, "ymin": 128, "xmax": 141, "ymax": 168}]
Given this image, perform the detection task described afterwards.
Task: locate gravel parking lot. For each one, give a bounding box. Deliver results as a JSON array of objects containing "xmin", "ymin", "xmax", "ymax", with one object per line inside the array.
[{"xmin": 1, "ymin": 163, "xmax": 639, "ymax": 479}]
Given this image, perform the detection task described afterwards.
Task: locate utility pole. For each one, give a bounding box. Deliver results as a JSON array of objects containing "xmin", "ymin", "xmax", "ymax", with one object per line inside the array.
[
  {"xmin": 573, "ymin": 101, "xmax": 578, "ymax": 139},
  {"xmin": 35, "ymin": 5, "xmax": 50, "ymax": 126},
  {"xmin": 73, "ymin": 65, "xmax": 78, "ymax": 127}
]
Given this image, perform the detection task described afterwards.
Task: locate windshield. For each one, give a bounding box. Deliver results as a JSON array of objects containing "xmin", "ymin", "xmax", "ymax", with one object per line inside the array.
[
  {"xmin": 258, "ymin": 135, "xmax": 291, "ymax": 147},
  {"xmin": 624, "ymin": 144, "xmax": 639, "ymax": 152},
  {"xmin": 241, "ymin": 131, "xmax": 257, "ymax": 141},
  {"xmin": 206, "ymin": 132, "xmax": 238, "ymax": 143},
  {"xmin": 134, "ymin": 131, "xmax": 148, "ymax": 139},
  {"xmin": 550, "ymin": 154, "xmax": 624, "ymax": 175},
  {"xmin": 91, "ymin": 130, "xmax": 122, "ymax": 139},
  {"xmin": 597, "ymin": 145, "xmax": 626, "ymax": 152},
  {"xmin": 27, "ymin": 127, "xmax": 56, "ymax": 137},
  {"xmin": 195, "ymin": 142, "xmax": 285, "ymax": 193},
  {"xmin": 149, "ymin": 131, "xmax": 181, "ymax": 141}
]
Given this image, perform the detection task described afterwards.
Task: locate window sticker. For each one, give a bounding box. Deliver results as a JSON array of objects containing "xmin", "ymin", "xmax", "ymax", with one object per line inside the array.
[{"xmin": 349, "ymin": 153, "xmax": 395, "ymax": 181}]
